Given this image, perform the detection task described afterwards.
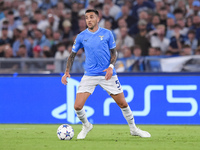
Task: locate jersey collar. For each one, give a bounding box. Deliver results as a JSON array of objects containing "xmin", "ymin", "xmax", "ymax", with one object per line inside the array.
[{"xmin": 87, "ymin": 26, "xmax": 101, "ymax": 34}]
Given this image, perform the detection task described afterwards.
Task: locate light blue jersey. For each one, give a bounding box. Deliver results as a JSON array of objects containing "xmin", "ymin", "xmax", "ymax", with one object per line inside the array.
[{"xmin": 72, "ymin": 27, "xmax": 117, "ymax": 76}]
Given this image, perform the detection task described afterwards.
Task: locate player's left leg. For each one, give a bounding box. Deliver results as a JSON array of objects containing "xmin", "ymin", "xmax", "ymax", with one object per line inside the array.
[
  {"xmin": 100, "ymin": 75, "xmax": 151, "ymax": 138},
  {"xmin": 110, "ymin": 93, "xmax": 151, "ymax": 138}
]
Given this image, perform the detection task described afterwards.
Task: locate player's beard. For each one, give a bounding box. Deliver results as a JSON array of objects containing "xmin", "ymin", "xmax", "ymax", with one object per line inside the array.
[{"xmin": 88, "ymin": 21, "xmax": 97, "ymax": 30}]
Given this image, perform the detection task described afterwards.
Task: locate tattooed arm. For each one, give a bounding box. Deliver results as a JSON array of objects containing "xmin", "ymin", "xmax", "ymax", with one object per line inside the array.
[
  {"xmin": 103, "ymin": 48, "xmax": 117, "ymax": 80},
  {"xmin": 65, "ymin": 52, "xmax": 76, "ymax": 73},
  {"xmin": 61, "ymin": 52, "xmax": 77, "ymax": 85},
  {"xmin": 110, "ymin": 48, "xmax": 117, "ymax": 66}
]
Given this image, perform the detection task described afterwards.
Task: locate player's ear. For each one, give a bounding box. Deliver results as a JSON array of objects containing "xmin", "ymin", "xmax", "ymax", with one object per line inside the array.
[{"xmin": 97, "ymin": 16, "xmax": 100, "ymax": 23}]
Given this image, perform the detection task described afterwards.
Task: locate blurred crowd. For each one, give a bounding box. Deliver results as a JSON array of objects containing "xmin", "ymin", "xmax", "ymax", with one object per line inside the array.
[{"xmin": 1, "ymin": 0, "xmax": 200, "ymax": 72}]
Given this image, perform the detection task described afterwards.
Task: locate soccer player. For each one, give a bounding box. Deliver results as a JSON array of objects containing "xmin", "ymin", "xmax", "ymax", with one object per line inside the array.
[{"xmin": 61, "ymin": 9, "xmax": 151, "ymax": 139}]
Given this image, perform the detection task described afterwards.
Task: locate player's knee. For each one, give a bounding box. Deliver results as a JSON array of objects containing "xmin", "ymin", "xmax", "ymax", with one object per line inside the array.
[
  {"xmin": 74, "ymin": 104, "xmax": 83, "ymax": 110},
  {"xmin": 118, "ymin": 102, "xmax": 128, "ymax": 108}
]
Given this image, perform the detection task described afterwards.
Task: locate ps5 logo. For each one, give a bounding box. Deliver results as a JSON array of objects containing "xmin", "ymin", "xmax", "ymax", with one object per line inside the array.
[
  {"xmin": 52, "ymin": 78, "xmax": 199, "ymax": 123},
  {"xmin": 51, "ymin": 78, "xmax": 94, "ymax": 124}
]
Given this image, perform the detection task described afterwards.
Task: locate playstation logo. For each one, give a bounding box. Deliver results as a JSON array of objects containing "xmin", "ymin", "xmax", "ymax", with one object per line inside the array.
[{"xmin": 51, "ymin": 78, "xmax": 94, "ymax": 124}]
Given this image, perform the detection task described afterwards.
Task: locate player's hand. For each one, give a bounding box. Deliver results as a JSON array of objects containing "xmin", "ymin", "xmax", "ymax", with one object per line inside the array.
[
  {"xmin": 103, "ymin": 67, "xmax": 113, "ymax": 80},
  {"xmin": 61, "ymin": 72, "xmax": 71, "ymax": 85}
]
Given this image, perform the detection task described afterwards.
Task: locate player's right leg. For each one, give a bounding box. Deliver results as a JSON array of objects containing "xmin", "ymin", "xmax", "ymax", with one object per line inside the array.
[
  {"xmin": 74, "ymin": 92, "xmax": 93, "ymax": 139},
  {"xmin": 74, "ymin": 75, "xmax": 97, "ymax": 139}
]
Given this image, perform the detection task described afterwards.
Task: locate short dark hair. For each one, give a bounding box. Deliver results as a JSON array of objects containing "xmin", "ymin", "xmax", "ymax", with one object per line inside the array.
[
  {"xmin": 85, "ymin": 9, "xmax": 99, "ymax": 16},
  {"xmin": 188, "ymin": 30, "xmax": 195, "ymax": 35},
  {"xmin": 19, "ymin": 44, "xmax": 26, "ymax": 49},
  {"xmin": 182, "ymin": 44, "xmax": 191, "ymax": 49},
  {"xmin": 57, "ymin": 42, "xmax": 66, "ymax": 48}
]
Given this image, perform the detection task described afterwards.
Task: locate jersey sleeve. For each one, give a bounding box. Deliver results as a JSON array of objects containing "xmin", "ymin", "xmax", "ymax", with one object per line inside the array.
[
  {"xmin": 108, "ymin": 30, "xmax": 116, "ymax": 49},
  {"xmin": 72, "ymin": 34, "xmax": 83, "ymax": 53}
]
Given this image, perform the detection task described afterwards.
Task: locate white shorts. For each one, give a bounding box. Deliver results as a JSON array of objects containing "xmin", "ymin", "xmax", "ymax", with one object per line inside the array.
[{"xmin": 77, "ymin": 75, "xmax": 123, "ymax": 95}]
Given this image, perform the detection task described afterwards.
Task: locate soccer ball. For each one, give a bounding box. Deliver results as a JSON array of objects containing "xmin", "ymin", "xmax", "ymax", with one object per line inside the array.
[{"xmin": 57, "ymin": 124, "xmax": 74, "ymax": 140}]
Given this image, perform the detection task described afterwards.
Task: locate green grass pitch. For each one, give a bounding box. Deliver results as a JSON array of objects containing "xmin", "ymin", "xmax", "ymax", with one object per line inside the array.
[{"xmin": 0, "ymin": 124, "xmax": 200, "ymax": 150}]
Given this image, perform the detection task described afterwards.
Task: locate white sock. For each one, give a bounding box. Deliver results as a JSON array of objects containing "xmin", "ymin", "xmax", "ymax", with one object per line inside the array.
[
  {"xmin": 121, "ymin": 105, "xmax": 137, "ymax": 131},
  {"xmin": 75, "ymin": 108, "xmax": 89, "ymax": 126}
]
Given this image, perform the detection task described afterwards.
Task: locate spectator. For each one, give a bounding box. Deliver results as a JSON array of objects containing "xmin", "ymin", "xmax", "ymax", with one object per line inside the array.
[
  {"xmin": 87, "ymin": 0, "xmax": 97, "ymax": 9},
  {"xmin": 51, "ymin": 30, "xmax": 63, "ymax": 56},
  {"xmin": 28, "ymin": 20, "xmax": 38, "ymax": 39},
  {"xmin": 39, "ymin": 0, "xmax": 58, "ymax": 10},
  {"xmin": 129, "ymin": 10, "xmax": 153, "ymax": 36},
  {"xmin": 46, "ymin": 13, "xmax": 59, "ymax": 32},
  {"xmin": 71, "ymin": 48, "xmax": 85, "ymax": 73},
  {"xmin": 151, "ymin": 14, "xmax": 160, "ymax": 30},
  {"xmin": 0, "ymin": 19, "xmax": 13, "ymax": 38},
  {"xmin": 148, "ymin": 47, "xmax": 157, "ymax": 56},
  {"xmin": 155, "ymin": 47, "xmax": 162, "ymax": 56},
  {"xmin": 173, "ymin": 8, "xmax": 184, "ymax": 21},
  {"xmin": 134, "ymin": 19, "xmax": 151, "ymax": 56},
  {"xmin": 55, "ymin": 43, "xmax": 70, "ymax": 59},
  {"xmin": 0, "ymin": 26, "xmax": 13, "ymax": 46},
  {"xmin": 17, "ymin": 4, "xmax": 27, "ymax": 21},
  {"xmin": 42, "ymin": 45, "xmax": 52, "ymax": 58},
  {"xmin": 70, "ymin": 2, "xmax": 79, "ymax": 34},
  {"xmin": 148, "ymin": 46, "xmax": 162, "ymax": 56},
  {"xmin": 44, "ymin": 26, "xmax": 54, "ymax": 45},
  {"xmin": 6, "ymin": 10, "xmax": 22, "ymax": 30},
  {"xmin": 186, "ymin": 16, "xmax": 193, "ymax": 28},
  {"xmin": 165, "ymin": 0, "xmax": 175, "ymax": 19},
  {"xmin": 56, "ymin": 2, "xmax": 67, "ymax": 31},
  {"xmin": 33, "ymin": 45, "xmax": 42, "ymax": 58},
  {"xmin": 177, "ymin": 18, "xmax": 189, "ymax": 36},
  {"xmin": 131, "ymin": 45, "xmax": 144, "ymax": 71},
  {"xmin": 16, "ymin": 44, "xmax": 27, "ymax": 58},
  {"xmin": 187, "ymin": 0, "xmax": 200, "ymax": 17},
  {"xmin": 185, "ymin": 30, "xmax": 199, "ymax": 54},
  {"xmin": 62, "ymin": 20, "xmax": 74, "ymax": 44},
  {"xmin": 133, "ymin": 45, "xmax": 142, "ymax": 57},
  {"xmin": 154, "ymin": 0, "xmax": 164, "ymax": 12},
  {"xmin": 0, "ymin": 1, "xmax": 5, "ymax": 20},
  {"xmin": 104, "ymin": 0, "xmax": 121, "ymax": 19},
  {"xmin": 3, "ymin": 45, "xmax": 14, "ymax": 58},
  {"xmin": 158, "ymin": 6, "xmax": 168, "ymax": 26},
  {"xmin": 115, "ymin": 5, "xmax": 137, "ymax": 28},
  {"xmin": 122, "ymin": 46, "xmax": 133, "ymax": 58},
  {"xmin": 169, "ymin": 24, "xmax": 187, "ymax": 55},
  {"xmin": 175, "ymin": 0, "xmax": 187, "ymax": 17},
  {"xmin": 0, "ymin": 45, "xmax": 19, "ymax": 72},
  {"xmin": 32, "ymin": 27, "xmax": 51, "ymax": 54},
  {"xmin": 12, "ymin": 27, "xmax": 32, "ymax": 57},
  {"xmin": 116, "ymin": 26, "xmax": 134, "ymax": 58},
  {"xmin": 102, "ymin": 4, "xmax": 116, "ymax": 29},
  {"xmin": 96, "ymin": 7, "xmax": 105, "ymax": 28},
  {"xmin": 33, "ymin": 9, "xmax": 48, "ymax": 33},
  {"xmin": 77, "ymin": 19, "xmax": 87, "ymax": 33},
  {"xmin": 149, "ymin": 24, "xmax": 170, "ymax": 54},
  {"xmin": 190, "ymin": 15, "xmax": 200, "ymax": 31},
  {"xmin": 180, "ymin": 44, "xmax": 193, "ymax": 56},
  {"xmin": 189, "ymin": 15, "xmax": 200, "ymax": 41},
  {"xmin": 104, "ymin": 19, "xmax": 116, "ymax": 40},
  {"xmin": 29, "ymin": 0, "xmax": 39, "ymax": 18},
  {"xmin": 166, "ymin": 17, "xmax": 175, "ymax": 39},
  {"xmin": 114, "ymin": 17, "xmax": 127, "ymax": 38},
  {"xmin": 131, "ymin": 0, "xmax": 155, "ymax": 20},
  {"xmin": 121, "ymin": 46, "xmax": 135, "ymax": 71},
  {"xmin": 195, "ymin": 46, "xmax": 200, "ymax": 55}
]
